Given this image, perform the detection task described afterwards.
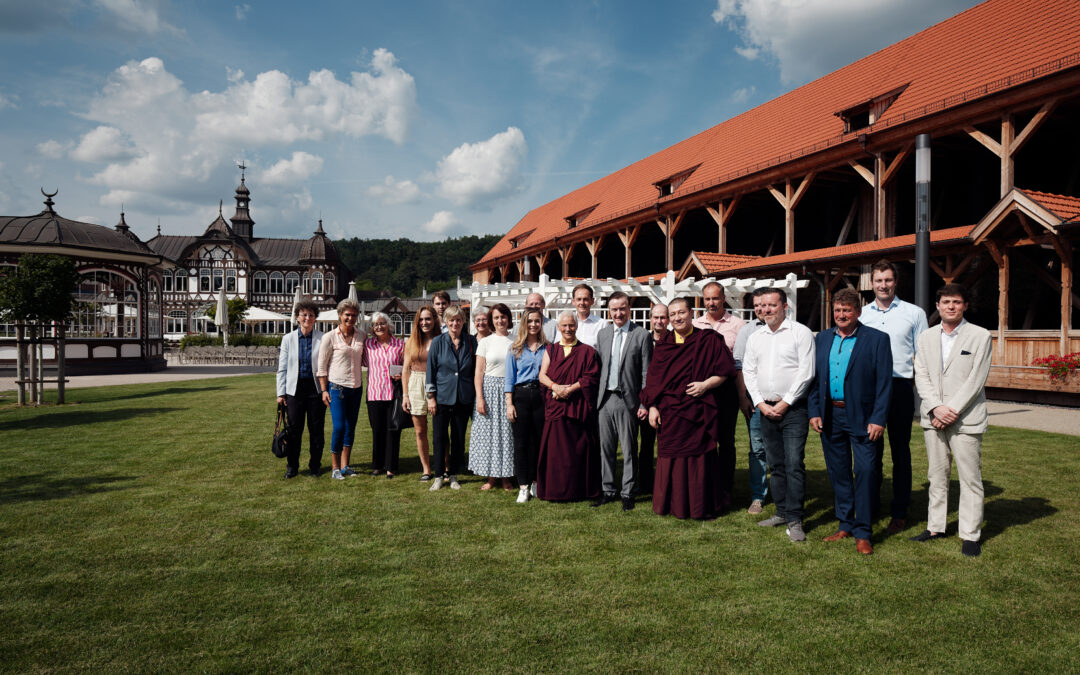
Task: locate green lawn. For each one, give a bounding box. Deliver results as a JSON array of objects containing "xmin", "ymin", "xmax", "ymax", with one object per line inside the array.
[{"xmin": 1, "ymin": 375, "xmax": 1078, "ymax": 673}]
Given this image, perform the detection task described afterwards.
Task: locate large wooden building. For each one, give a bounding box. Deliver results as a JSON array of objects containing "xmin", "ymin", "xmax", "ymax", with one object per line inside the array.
[{"xmin": 471, "ymin": 0, "xmax": 1080, "ymax": 401}]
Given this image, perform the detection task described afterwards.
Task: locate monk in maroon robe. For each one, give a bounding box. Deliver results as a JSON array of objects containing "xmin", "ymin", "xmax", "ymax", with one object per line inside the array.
[
  {"xmin": 537, "ymin": 313, "xmax": 601, "ymax": 501},
  {"xmin": 641, "ymin": 297, "xmax": 735, "ymax": 519}
]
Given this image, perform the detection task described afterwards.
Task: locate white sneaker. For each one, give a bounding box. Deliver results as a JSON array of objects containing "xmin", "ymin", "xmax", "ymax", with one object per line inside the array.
[
  {"xmin": 429, "ymin": 476, "xmax": 444, "ymax": 491},
  {"xmin": 529, "ymin": 482, "xmax": 537, "ymax": 498},
  {"xmin": 449, "ymin": 475, "xmax": 461, "ymax": 490},
  {"xmin": 332, "ymin": 469, "xmax": 344, "ymax": 480},
  {"xmin": 516, "ymin": 486, "xmax": 530, "ymax": 503}
]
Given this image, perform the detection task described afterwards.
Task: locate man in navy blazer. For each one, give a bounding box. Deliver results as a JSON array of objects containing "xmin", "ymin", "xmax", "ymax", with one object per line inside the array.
[{"xmin": 809, "ymin": 289, "xmax": 892, "ymax": 555}]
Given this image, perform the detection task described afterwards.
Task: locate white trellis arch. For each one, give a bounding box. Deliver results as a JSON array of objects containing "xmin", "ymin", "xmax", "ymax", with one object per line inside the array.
[{"xmin": 464, "ymin": 272, "xmax": 809, "ymax": 329}]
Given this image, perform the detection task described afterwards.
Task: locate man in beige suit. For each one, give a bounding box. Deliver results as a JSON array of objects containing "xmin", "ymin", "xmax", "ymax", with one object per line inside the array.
[{"xmin": 911, "ymin": 284, "xmax": 992, "ymax": 557}]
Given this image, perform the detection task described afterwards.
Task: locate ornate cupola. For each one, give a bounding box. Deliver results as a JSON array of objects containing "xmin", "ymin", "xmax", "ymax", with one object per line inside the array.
[
  {"xmin": 300, "ymin": 219, "xmax": 339, "ymax": 264},
  {"xmin": 229, "ymin": 163, "xmax": 255, "ymax": 240}
]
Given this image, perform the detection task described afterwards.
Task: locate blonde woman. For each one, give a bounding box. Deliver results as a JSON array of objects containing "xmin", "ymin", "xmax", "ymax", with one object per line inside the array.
[
  {"xmin": 402, "ymin": 305, "xmax": 440, "ymax": 480},
  {"xmin": 505, "ymin": 307, "xmax": 549, "ymax": 502},
  {"xmin": 317, "ymin": 298, "xmax": 365, "ymax": 480}
]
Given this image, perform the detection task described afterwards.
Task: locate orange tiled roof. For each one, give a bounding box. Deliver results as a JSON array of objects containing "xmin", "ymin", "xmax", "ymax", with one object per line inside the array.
[
  {"xmin": 718, "ymin": 226, "xmax": 975, "ymax": 276},
  {"xmin": 478, "ymin": 0, "xmax": 1080, "ymax": 266},
  {"xmin": 1021, "ymin": 189, "xmax": 1080, "ymax": 222},
  {"xmin": 691, "ymin": 252, "xmax": 760, "ymax": 275}
]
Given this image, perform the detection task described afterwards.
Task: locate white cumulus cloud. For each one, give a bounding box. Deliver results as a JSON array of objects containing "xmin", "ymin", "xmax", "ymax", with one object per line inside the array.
[
  {"xmin": 71, "ymin": 126, "xmax": 139, "ymax": 162},
  {"xmin": 235, "ymin": 3, "xmax": 251, "ymax": 20},
  {"xmin": 422, "ymin": 210, "xmax": 459, "ymax": 236},
  {"xmin": 731, "ymin": 86, "xmax": 756, "ymax": 103},
  {"xmin": 435, "ymin": 126, "xmax": 527, "ymax": 208},
  {"xmin": 54, "ymin": 52, "xmax": 415, "ymax": 223},
  {"xmin": 259, "ymin": 151, "xmax": 324, "ymax": 186},
  {"xmin": 712, "ymin": 0, "xmax": 980, "ymax": 84},
  {"xmin": 37, "ymin": 140, "xmax": 68, "ymax": 159},
  {"xmin": 368, "ymin": 175, "xmax": 421, "ymax": 205}
]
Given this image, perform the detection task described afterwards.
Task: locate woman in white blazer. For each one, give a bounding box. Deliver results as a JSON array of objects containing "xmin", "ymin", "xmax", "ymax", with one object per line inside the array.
[{"xmin": 276, "ymin": 299, "xmax": 325, "ymax": 479}]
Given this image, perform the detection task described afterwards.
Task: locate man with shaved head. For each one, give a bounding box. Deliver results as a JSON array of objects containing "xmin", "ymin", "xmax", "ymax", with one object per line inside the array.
[{"xmin": 526, "ymin": 291, "xmax": 559, "ymax": 343}]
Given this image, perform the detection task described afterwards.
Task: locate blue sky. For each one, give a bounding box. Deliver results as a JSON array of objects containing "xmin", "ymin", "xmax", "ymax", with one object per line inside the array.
[{"xmin": 0, "ymin": 0, "xmax": 979, "ymax": 242}]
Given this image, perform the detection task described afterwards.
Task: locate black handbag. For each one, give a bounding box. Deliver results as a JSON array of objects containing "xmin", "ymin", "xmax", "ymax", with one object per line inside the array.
[
  {"xmin": 271, "ymin": 402, "xmax": 290, "ymax": 458},
  {"xmin": 388, "ymin": 380, "xmax": 414, "ymax": 431}
]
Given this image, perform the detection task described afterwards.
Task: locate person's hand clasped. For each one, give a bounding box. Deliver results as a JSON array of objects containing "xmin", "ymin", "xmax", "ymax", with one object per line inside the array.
[{"xmin": 685, "ymin": 380, "xmax": 709, "ymax": 397}]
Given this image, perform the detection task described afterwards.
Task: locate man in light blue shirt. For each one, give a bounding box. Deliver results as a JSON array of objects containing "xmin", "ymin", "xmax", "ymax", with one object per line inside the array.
[{"xmin": 859, "ymin": 260, "xmax": 928, "ymax": 535}]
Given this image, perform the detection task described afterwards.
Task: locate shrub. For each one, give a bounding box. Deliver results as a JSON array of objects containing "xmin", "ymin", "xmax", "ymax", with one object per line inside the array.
[
  {"xmin": 179, "ymin": 334, "xmax": 282, "ymax": 349},
  {"xmin": 1032, "ymin": 352, "xmax": 1080, "ymax": 381}
]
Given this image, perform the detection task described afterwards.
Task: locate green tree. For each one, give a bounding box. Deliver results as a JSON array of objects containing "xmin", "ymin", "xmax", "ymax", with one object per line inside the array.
[
  {"xmin": 204, "ymin": 297, "xmax": 248, "ymax": 330},
  {"xmin": 0, "ymin": 253, "xmax": 80, "ymax": 323}
]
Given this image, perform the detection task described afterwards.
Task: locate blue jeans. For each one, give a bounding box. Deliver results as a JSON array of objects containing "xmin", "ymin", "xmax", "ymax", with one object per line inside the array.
[
  {"xmin": 821, "ymin": 406, "xmax": 876, "ymax": 539},
  {"xmin": 329, "ymin": 383, "xmax": 363, "ymax": 455},
  {"xmin": 746, "ymin": 408, "xmax": 769, "ymax": 502},
  {"xmin": 759, "ymin": 399, "xmax": 808, "ymax": 523}
]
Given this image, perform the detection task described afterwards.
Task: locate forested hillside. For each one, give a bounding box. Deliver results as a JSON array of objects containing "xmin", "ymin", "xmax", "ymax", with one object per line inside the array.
[{"xmin": 334, "ymin": 234, "xmax": 501, "ymax": 297}]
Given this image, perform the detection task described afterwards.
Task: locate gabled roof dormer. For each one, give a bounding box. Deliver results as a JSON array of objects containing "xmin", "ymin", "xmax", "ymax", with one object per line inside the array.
[
  {"xmin": 565, "ymin": 205, "xmax": 598, "ymax": 229},
  {"xmin": 655, "ymin": 165, "xmax": 701, "ymax": 198},
  {"xmin": 835, "ymin": 84, "xmax": 909, "ymax": 133}
]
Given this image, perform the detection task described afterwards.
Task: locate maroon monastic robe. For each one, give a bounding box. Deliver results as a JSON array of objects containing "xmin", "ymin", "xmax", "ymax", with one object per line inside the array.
[
  {"xmin": 640, "ymin": 328, "xmax": 735, "ymax": 518},
  {"xmin": 537, "ymin": 342, "xmax": 601, "ymax": 501}
]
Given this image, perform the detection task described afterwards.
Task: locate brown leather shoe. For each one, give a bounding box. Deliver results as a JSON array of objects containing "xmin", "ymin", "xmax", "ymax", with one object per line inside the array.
[
  {"xmin": 856, "ymin": 539, "xmax": 873, "ymax": 555},
  {"xmin": 822, "ymin": 530, "xmax": 853, "ymax": 542},
  {"xmin": 886, "ymin": 518, "xmax": 906, "ymax": 534}
]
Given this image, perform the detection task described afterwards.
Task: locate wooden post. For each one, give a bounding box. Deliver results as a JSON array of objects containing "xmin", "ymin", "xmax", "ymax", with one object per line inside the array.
[
  {"xmin": 1001, "ymin": 114, "xmax": 1014, "ymax": 197},
  {"xmin": 15, "ymin": 324, "xmax": 25, "ymax": 406},
  {"xmin": 655, "ymin": 211, "xmax": 686, "ymax": 271},
  {"xmin": 998, "ymin": 251, "xmax": 1009, "ymax": 361},
  {"xmin": 874, "ymin": 154, "xmax": 886, "ymax": 240},
  {"xmin": 584, "ymin": 236, "xmax": 604, "ymax": 280},
  {"xmin": 705, "ymin": 196, "xmax": 740, "ymax": 255},
  {"xmin": 616, "ymin": 226, "xmax": 640, "ymax": 281},
  {"xmin": 768, "ymin": 174, "xmax": 814, "ymax": 254},
  {"xmin": 559, "ymin": 246, "xmax": 574, "ymax": 279}
]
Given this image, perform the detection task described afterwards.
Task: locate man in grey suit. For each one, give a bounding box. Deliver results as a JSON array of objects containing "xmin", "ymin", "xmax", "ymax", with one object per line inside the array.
[
  {"xmin": 912, "ymin": 284, "xmax": 992, "ymax": 557},
  {"xmin": 593, "ymin": 291, "xmax": 653, "ymax": 511}
]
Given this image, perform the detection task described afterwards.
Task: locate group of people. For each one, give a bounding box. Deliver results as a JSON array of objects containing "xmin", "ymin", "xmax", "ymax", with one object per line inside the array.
[{"xmin": 277, "ymin": 262, "xmax": 992, "ymax": 557}]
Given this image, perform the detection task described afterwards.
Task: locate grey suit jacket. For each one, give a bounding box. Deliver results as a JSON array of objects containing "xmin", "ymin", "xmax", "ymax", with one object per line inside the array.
[
  {"xmin": 595, "ymin": 322, "xmax": 652, "ymax": 412},
  {"xmin": 913, "ymin": 321, "xmax": 992, "ymax": 433}
]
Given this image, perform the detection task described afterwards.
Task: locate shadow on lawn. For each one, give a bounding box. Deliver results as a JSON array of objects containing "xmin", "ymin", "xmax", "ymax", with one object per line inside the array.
[
  {"xmin": 88, "ymin": 385, "xmax": 226, "ymax": 403},
  {"xmin": 0, "ymin": 407, "xmax": 183, "ymax": 431},
  {"xmin": 0, "ymin": 473, "xmax": 138, "ymax": 505},
  {"xmin": 981, "ymin": 482, "xmax": 1056, "ymax": 542}
]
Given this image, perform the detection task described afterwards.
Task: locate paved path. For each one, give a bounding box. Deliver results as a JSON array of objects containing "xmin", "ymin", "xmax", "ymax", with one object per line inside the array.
[{"xmin": 1, "ymin": 365, "xmax": 1077, "ymax": 436}]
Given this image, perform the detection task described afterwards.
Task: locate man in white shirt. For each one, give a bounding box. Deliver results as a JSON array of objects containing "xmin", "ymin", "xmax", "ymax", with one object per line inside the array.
[
  {"xmin": 526, "ymin": 292, "xmax": 560, "ymax": 343},
  {"xmin": 912, "ymin": 284, "xmax": 992, "ymax": 557},
  {"xmin": 571, "ymin": 283, "xmax": 608, "ymax": 348},
  {"xmin": 742, "ymin": 288, "xmax": 816, "ymax": 542},
  {"xmin": 859, "ymin": 260, "xmax": 929, "ymax": 534}
]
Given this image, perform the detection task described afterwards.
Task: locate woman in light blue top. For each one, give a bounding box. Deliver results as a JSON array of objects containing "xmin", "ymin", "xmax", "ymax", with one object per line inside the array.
[{"xmin": 504, "ymin": 308, "xmax": 549, "ymax": 503}]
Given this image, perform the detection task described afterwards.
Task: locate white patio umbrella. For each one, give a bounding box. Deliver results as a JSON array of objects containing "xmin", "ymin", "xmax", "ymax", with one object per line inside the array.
[
  {"xmin": 290, "ymin": 286, "xmax": 302, "ymax": 326},
  {"xmin": 215, "ymin": 285, "xmax": 229, "ymax": 348},
  {"xmin": 347, "ymin": 281, "xmax": 358, "ymax": 302}
]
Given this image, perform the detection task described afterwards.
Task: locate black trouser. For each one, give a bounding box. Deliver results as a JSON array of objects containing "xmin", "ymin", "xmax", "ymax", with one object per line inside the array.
[
  {"xmin": 285, "ymin": 378, "xmax": 325, "ymax": 472},
  {"xmin": 873, "ymin": 377, "xmax": 915, "ymax": 519},
  {"xmin": 433, "ymin": 403, "xmax": 470, "ymax": 476},
  {"xmin": 511, "ymin": 382, "xmax": 545, "ymax": 486},
  {"xmin": 715, "ymin": 380, "xmax": 738, "ymax": 505},
  {"xmin": 367, "ymin": 400, "xmax": 402, "ymax": 473},
  {"xmin": 638, "ymin": 421, "xmax": 655, "ymax": 495}
]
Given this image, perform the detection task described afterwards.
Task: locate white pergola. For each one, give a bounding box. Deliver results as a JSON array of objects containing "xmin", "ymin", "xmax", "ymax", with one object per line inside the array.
[{"xmin": 464, "ymin": 272, "xmax": 809, "ymax": 327}]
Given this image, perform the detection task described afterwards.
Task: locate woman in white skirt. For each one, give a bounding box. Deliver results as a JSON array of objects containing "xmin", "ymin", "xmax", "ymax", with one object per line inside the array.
[
  {"xmin": 469, "ymin": 303, "xmax": 516, "ymax": 490},
  {"xmin": 402, "ymin": 305, "xmax": 440, "ymax": 481}
]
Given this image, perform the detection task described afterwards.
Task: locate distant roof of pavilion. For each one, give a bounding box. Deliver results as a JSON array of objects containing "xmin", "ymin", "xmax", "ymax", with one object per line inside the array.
[
  {"xmin": 475, "ymin": 0, "xmax": 1080, "ymax": 268},
  {"xmin": 0, "ymin": 192, "xmax": 157, "ymax": 259}
]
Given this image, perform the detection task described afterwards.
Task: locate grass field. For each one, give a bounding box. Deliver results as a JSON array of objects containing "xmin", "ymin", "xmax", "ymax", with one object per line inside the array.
[{"xmin": 1, "ymin": 375, "xmax": 1078, "ymax": 673}]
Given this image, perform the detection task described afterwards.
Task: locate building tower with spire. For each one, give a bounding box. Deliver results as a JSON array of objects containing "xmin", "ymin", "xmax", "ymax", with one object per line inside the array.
[{"xmin": 230, "ymin": 163, "xmax": 255, "ymax": 240}]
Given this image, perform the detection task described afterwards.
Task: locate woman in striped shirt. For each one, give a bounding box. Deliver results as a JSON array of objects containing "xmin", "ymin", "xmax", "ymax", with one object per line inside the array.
[{"xmin": 364, "ymin": 312, "xmax": 406, "ymax": 478}]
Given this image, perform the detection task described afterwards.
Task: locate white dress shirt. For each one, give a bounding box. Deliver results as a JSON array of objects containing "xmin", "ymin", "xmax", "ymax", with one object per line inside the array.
[
  {"xmin": 574, "ymin": 313, "xmax": 608, "ymax": 348},
  {"xmin": 940, "ymin": 318, "xmax": 967, "ymax": 367},
  {"xmin": 742, "ymin": 318, "xmax": 816, "ymax": 406}
]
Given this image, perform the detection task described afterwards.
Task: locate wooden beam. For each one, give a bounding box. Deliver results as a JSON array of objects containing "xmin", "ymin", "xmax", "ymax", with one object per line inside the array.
[
  {"xmin": 1062, "ymin": 239, "xmax": 1073, "ymax": 355},
  {"xmin": 585, "ymin": 236, "xmax": 604, "ymax": 279},
  {"xmin": 1001, "ymin": 114, "xmax": 1015, "ymax": 196},
  {"xmin": 880, "ymin": 142, "xmax": 913, "ymax": 185},
  {"xmin": 1011, "ymin": 98, "xmax": 1058, "ymax": 155},
  {"xmin": 616, "ymin": 225, "xmax": 640, "ymax": 281},
  {"xmin": 965, "ymin": 125, "xmax": 1002, "ymax": 156},
  {"xmin": 849, "ymin": 160, "xmax": 875, "ymax": 186},
  {"xmin": 835, "ymin": 198, "xmax": 858, "ymax": 246},
  {"xmin": 785, "ymin": 179, "xmax": 795, "ymax": 254},
  {"xmin": 929, "ymin": 259, "xmax": 948, "ymax": 281},
  {"xmin": 669, "ymin": 209, "xmax": 687, "ymax": 239},
  {"xmin": 536, "ymin": 249, "xmax": 551, "ymax": 271},
  {"xmin": 874, "ymin": 154, "xmax": 886, "ymax": 240},
  {"xmin": 997, "ymin": 247, "xmax": 1009, "ymax": 360},
  {"xmin": 559, "ymin": 245, "xmax": 574, "ymax": 278},
  {"xmin": 789, "ymin": 171, "xmax": 816, "ymax": 209},
  {"xmin": 767, "ymin": 184, "xmax": 787, "ymax": 206}
]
